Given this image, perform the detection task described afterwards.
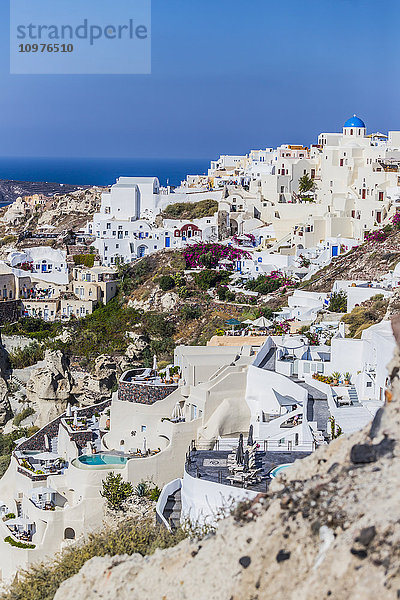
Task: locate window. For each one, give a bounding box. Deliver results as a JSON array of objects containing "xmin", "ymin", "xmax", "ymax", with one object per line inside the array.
[
  {"xmin": 105, "ymin": 207, "xmax": 111, "ymax": 214},
  {"xmin": 366, "ymin": 381, "xmax": 372, "ymax": 388},
  {"xmin": 141, "ymin": 425, "xmax": 146, "ymax": 432},
  {"xmin": 106, "ymin": 223, "xmax": 111, "ymax": 229}
]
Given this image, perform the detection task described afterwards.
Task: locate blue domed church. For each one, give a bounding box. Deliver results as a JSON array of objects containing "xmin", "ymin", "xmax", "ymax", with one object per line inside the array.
[{"xmin": 343, "ymin": 114, "xmax": 366, "ymax": 137}]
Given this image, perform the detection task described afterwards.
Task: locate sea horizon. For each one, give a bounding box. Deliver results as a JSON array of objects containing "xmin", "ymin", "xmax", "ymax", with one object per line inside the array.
[{"xmin": 0, "ymin": 156, "xmax": 211, "ymax": 190}]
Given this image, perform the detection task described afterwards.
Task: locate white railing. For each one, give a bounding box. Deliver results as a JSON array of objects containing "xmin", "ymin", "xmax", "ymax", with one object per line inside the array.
[
  {"xmin": 212, "ymin": 438, "xmax": 315, "ymax": 452},
  {"xmin": 156, "ymin": 478, "xmax": 182, "ymax": 531}
]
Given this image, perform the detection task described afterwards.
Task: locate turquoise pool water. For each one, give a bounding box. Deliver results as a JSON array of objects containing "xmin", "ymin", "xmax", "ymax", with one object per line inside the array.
[
  {"xmin": 269, "ymin": 464, "xmax": 291, "ymax": 478},
  {"xmin": 76, "ymin": 454, "xmax": 127, "ymax": 467}
]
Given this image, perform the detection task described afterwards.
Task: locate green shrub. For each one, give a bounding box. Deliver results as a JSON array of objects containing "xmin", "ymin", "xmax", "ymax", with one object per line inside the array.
[
  {"xmin": 328, "ymin": 291, "xmax": 347, "ymax": 312},
  {"xmin": 217, "ymin": 286, "xmax": 235, "ymax": 302},
  {"xmin": 177, "ymin": 285, "xmax": 190, "ymax": 299},
  {"xmin": 141, "ymin": 312, "xmax": 175, "ymax": 338},
  {"xmin": 2, "ymin": 519, "xmax": 186, "ymax": 600},
  {"xmin": 73, "ymin": 254, "xmax": 95, "ymax": 268},
  {"xmin": 13, "ymin": 407, "xmax": 35, "ymax": 427},
  {"xmin": 245, "ymin": 274, "xmax": 287, "ymax": 294},
  {"xmin": 2, "ymin": 317, "xmax": 59, "ymax": 340},
  {"xmin": 8, "ymin": 342, "xmax": 44, "ymax": 369},
  {"xmin": 179, "ymin": 305, "xmax": 202, "ymax": 322},
  {"xmin": 100, "ymin": 472, "xmax": 133, "ymax": 510},
  {"xmin": 159, "ymin": 275, "xmax": 175, "ymax": 291},
  {"xmin": 149, "ymin": 486, "xmax": 161, "ymax": 502},
  {"xmin": 194, "ymin": 269, "xmax": 230, "ymax": 290},
  {"xmin": 4, "ymin": 536, "xmax": 35, "ymax": 549},
  {"xmin": 5, "ymin": 512, "xmax": 15, "ymax": 520},
  {"xmin": 134, "ymin": 482, "xmax": 148, "ymax": 497},
  {"xmin": 0, "ymin": 235, "xmax": 17, "ymax": 247}
]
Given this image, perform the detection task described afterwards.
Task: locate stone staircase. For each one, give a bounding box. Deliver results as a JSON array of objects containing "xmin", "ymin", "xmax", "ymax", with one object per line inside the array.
[
  {"xmin": 50, "ymin": 437, "xmax": 58, "ymax": 453},
  {"xmin": 162, "ymin": 489, "xmax": 182, "ymax": 530},
  {"xmin": 348, "ymin": 386, "xmax": 361, "ymax": 406}
]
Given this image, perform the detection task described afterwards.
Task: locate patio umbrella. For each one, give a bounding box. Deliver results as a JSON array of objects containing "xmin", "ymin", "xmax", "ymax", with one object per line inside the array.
[
  {"xmin": 152, "ymin": 355, "xmax": 158, "ymax": 373},
  {"xmin": 235, "ymin": 433, "xmax": 244, "ymax": 465},
  {"xmin": 226, "ymin": 318, "xmax": 241, "ymax": 326},
  {"xmin": 73, "ymin": 409, "xmax": 78, "ymax": 427},
  {"xmin": 165, "ymin": 366, "xmax": 170, "ymax": 381},
  {"xmin": 243, "ymin": 449, "xmax": 249, "ymax": 473},
  {"xmin": 34, "ymin": 452, "xmax": 60, "ymax": 462},
  {"xmin": 252, "ymin": 316, "xmax": 273, "ymax": 328},
  {"xmin": 142, "ymin": 437, "xmax": 147, "ymax": 453},
  {"xmin": 247, "ymin": 424, "xmax": 254, "ymax": 447},
  {"xmin": 242, "ymin": 319, "xmax": 254, "ymax": 325},
  {"xmin": 66, "ymin": 403, "xmax": 72, "ymax": 417}
]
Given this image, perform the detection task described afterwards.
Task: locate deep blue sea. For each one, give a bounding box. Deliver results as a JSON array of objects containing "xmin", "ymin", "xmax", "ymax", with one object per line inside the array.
[{"xmin": 0, "ymin": 157, "xmax": 210, "ymax": 189}]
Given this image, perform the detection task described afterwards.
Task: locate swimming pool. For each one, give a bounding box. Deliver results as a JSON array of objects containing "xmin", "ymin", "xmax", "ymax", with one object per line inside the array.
[
  {"xmin": 73, "ymin": 454, "xmax": 128, "ymax": 470},
  {"xmin": 269, "ymin": 464, "xmax": 292, "ymax": 478}
]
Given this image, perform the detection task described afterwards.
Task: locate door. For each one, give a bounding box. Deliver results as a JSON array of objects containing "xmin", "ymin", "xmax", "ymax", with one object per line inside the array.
[
  {"xmin": 165, "ymin": 237, "xmax": 170, "ymax": 248},
  {"xmin": 332, "ymin": 245, "xmax": 338, "ymax": 257}
]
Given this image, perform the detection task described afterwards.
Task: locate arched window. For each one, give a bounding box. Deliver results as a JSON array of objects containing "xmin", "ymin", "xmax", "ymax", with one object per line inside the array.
[{"xmin": 64, "ymin": 527, "xmax": 75, "ymax": 540}]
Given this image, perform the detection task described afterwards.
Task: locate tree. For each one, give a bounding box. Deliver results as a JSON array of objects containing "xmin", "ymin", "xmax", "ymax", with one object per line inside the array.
[
  {"xmin": 329, "ymin": 416, "xmax": 343, "ymax": 439},
  {"xmin": 100, "ymin": 472, "xmax": 133, "ymax": 511},
  {"xmin": 328, "ymin": 291, "xmax": 347, "ymax": 312},
  {"xmin": 298, "ymin": 174, "xmax": 315, "ymax": 195}
]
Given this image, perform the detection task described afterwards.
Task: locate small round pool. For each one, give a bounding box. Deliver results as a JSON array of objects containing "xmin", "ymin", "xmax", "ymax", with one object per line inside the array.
[
  {"xmin": 73, "ymin": 453, "xmax": 128, "ymax": 470},
  {"xmin": 269, "ymin": 464, "xmax": 292, "ymax": 478}
]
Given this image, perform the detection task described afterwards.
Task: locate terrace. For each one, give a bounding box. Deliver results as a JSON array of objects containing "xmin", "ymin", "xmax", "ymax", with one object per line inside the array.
[
  {"xmin": 15, "ymin": 450, "xmax": 66, "ymax": 480},
  {"xmin": 185, "ymin": 448, "xmax": 311, "ymax": 493},
  {"xmin": 118, "ymin": 367, "xmax": 179, "ymax": 404}
]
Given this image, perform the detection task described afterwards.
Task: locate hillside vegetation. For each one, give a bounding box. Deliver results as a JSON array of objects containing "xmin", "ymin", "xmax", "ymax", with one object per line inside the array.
[
  {"xmin": 3, "ymin": 519, "xmax": 186, "ymax": 600},
  {"xmin": 303, "ymin": 230, "xmax": 400, "ymax": 292},
  {"xmin": 341, "ymin": 294, "xmax": 389, "ymax": 338},
  {"xmin": 162, "ymin": 199, "xmax": 218, "ymax": 219}
]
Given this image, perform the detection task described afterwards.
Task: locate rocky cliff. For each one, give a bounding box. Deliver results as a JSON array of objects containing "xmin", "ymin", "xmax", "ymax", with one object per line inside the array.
[
  {"xmin": 54, "ymin": 336, "xmax": 400, "ymax": 600},
  {"xmin": 303, "ymin": 232, "xmax": 400, "ymax": 292},
  {"xmin": 26, "ymin": 351, "xmax": 116, "ymax": 426}
]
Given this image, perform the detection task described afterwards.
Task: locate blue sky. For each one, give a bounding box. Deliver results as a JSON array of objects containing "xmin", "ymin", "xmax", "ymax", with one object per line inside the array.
[{"xmin": 1, "ymin": 0, "xmax": 399, "ymax": 159}]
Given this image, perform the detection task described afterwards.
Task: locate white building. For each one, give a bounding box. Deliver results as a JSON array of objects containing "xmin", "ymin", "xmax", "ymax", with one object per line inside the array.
[{"xmin": 7, "ymin": 247, "xmax": 69, "ymax": 285}]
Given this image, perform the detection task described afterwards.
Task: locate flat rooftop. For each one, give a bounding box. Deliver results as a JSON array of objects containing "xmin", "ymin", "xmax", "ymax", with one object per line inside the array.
[{"xmin": 185, "ymin": 449, "xmax": 312, "ymax": 493}]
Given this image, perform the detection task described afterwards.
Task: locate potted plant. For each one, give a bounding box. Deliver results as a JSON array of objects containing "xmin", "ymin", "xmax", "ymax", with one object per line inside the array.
[
  {"xmin": 332, "ymin": 372, "xmax": 341, "ymax": 385},
  {"xmin": 343, "ymin": 372, "xmax": 351, "ymax": 386}
]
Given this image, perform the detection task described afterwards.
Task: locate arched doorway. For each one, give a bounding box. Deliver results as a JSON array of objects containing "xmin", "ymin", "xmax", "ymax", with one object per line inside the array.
[
  {"xmin": 137, "ymin": 245, "xmax": 148, "ymax": 258},
  {"xmin": 64, "ymin": 527, "xmax": 75, "ymax": 540}
]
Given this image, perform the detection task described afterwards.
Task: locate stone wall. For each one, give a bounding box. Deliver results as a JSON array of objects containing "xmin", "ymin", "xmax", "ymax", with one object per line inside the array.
[
  {"xmin": 118, "ymin": 382, "xmax": 177, "ymax": 404},
  {"xmin": 0, "ymin": 300, "xmax": 21, "ymax": 325}
]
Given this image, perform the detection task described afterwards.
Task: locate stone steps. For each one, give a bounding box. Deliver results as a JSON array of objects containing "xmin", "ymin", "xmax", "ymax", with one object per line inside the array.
[{"xmin": 163, "ymin": 489, "xmax": 182, "ymax": 529}]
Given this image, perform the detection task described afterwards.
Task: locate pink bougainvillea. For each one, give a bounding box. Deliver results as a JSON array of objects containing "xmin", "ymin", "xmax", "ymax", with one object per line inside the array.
[{"xmin": 184, "ymin": 243, "xmax": 251, "ymax": 269}]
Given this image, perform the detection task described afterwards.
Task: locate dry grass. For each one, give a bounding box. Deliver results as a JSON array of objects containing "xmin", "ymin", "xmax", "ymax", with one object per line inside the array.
[{"xmin": 3, "ymin": 519, "xmax": 187, "ymax": 600}]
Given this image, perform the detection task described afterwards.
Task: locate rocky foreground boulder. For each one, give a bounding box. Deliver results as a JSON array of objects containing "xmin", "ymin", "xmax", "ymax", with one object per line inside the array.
[
  {"xmin": 26, "ymin": 350, "xmax": 74, "ymax": 426},
  {"xmin": 54, "ymin": 353, "xmax": 400, "ymax": 599}
]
